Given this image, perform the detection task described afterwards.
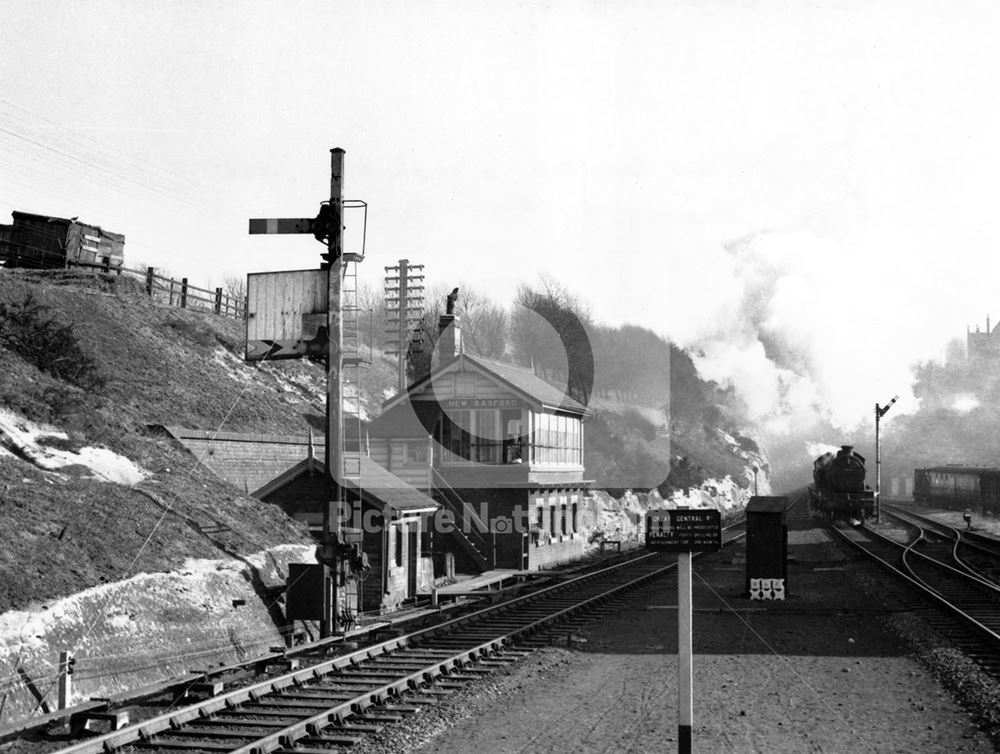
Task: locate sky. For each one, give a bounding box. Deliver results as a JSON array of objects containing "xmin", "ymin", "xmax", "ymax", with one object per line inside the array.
[{"xmin": 3, "ymin": 1, "xmax": 1000, "ymax": 435}]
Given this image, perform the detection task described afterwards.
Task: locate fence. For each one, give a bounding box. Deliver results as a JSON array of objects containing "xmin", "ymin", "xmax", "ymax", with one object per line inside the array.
[
  {"xmin": 140, "ymin": 267, "xmax": 246, "ymax": 319},
  {"xmin": 0, "ymin": 242, "xmax": 246, "ymax": 319}
]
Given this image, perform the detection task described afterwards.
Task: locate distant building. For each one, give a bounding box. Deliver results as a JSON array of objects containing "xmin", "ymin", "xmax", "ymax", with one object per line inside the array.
[
  {"xmin": 966, "ymin": 315, "xmax": 1000, "ymax": 360},
  {"xmin": 0, "ymin": 210, "xmax": 124, "ymax": 269}
]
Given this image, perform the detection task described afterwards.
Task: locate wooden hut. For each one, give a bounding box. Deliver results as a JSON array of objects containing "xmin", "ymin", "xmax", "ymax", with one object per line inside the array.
[{"xmin": 0, "ymin": 210, "xmax": 124, "ymax": 269}]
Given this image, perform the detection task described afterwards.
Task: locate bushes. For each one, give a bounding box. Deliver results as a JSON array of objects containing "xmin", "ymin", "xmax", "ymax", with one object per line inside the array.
[{"xmin": 0, "ymin": 293, "xmax": 105, "ymax": 390}]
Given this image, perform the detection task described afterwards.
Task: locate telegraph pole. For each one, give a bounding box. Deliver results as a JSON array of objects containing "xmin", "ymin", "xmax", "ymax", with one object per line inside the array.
[
  {"xmin": 322, "ymin": 148, "xmax": 346, "ymax": 638},
  {"xmin": 384, "ymin": 259, "xmax": 425, "ymax": 392}
]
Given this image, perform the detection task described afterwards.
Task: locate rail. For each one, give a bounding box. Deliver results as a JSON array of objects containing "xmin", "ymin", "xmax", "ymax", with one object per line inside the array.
[
  {"xmin": 43, "ymin": 520, "xmax": 748, "ymax": 754},
  {"xmin": 831, "ymin": 522, "xmax": 1000, "ymax": 662},
  {"xmin": 883, "ymin": 503, "xmax": 1000, "ymax": 588}
]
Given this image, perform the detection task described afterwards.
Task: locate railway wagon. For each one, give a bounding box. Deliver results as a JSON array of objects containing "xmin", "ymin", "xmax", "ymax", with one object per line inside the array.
[
  {"xmin": 913, "ymin": 465, "xmax": 1000, "ymax": 512},
  {"xmin": 809, "ymin": 445, "xmax": 875, "ymax": 520},
  {"xmin": 0, "ymin": 210, "xmax": 124, "ymax": 269}
]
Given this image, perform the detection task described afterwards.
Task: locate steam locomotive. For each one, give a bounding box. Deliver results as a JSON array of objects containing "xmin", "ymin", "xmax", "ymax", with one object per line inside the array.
[{"xmin": 809, "ymin": 445, "xmax": 875, "ymax": 520}]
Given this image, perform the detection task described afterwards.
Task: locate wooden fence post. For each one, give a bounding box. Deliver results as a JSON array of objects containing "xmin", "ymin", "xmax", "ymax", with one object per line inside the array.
[
  {"xmin": 146, "ymin": 267, "xmax": 154, "ymax": 296},
  {"xmin": 214, "ymin": 287, "xmax": 223, "ymax": 314},
  {"xmin": 180, "ymin": 278, "xmax": 188, "ymax": 309},
  {"xmin": 169, "ymin": 278, "xmax": 175, "ymax": 306}
]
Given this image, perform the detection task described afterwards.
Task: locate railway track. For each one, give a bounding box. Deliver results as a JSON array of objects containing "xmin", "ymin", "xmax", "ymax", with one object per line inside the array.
[
  {"xmin": 832, "ymin": 517, "xmax": 1000, "ymax": 676},
  {"xmin": 883, "ymin": 503, "xmax": 1000, "ymax": 586},
  {"xmin": 35, "ymin": 518, "xmax": 746, "ymax": 754}
]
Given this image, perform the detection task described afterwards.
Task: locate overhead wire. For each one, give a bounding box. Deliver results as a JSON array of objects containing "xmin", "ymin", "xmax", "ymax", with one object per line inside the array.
[
  {"xmin": 0, "ymin": 99, "xmax": 228, "ymax": 197},
  {"xmin": 0, "ymin": 100, "xmax": 247, "ymax": 220},
  {"xmin": 0, "ymin": 98, "xmax": 267, "ymax": 276},
  {"xmin": 693, "ymin": 568, "xmax": 878, "ymax": 753}
]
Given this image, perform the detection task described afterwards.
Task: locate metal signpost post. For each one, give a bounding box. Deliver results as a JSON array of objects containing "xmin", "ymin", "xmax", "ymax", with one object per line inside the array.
[
  {"xmin": 874, "ymin": 394, "xmax": 898, "ymax": 524},
  {"xmin": 248, "ymin": 148, "xmax": 348, "ymax": 638},
  {"xmin": 646, "ymin": 508, "xmax": 722, "ymax": 754}
]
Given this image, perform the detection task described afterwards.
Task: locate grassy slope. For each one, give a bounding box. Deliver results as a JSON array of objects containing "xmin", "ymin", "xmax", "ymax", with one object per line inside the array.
[{"xmin": 0, "ymin": 270, "xmax": 329, "ymax": 613}]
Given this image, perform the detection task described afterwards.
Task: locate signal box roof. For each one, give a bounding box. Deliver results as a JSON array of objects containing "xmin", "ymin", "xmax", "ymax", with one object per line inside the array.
[
  {"xmin": 747, "ymin": 496, "xmax": 788, "ymax": 513},
  {"xmin": 383, "ymin": 353, "xmax": 588, "ymax": 416}
]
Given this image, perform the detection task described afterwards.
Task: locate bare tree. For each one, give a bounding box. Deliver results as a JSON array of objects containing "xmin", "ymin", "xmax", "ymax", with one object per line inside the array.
[
  {"xmin": 405, "ymin": 286, "xmax": 445, "ymax": 383},
  {"xmin": 357, "ymin": 280, "xmax": 388, "ymax": 352},
  {"xmin": 221, "ymin": 275, "xmax": 247, "ymax": 316},
  {"xmin": 456, "ymin": 285, "xmax": 508, "ymax": 360},
  {"xmin": 222, "ymin": 274, "xmax": 246, "ymax": 303},
  {"xmin": 512, "ymin": 275, "xmax": 594, "ymax": 405}
]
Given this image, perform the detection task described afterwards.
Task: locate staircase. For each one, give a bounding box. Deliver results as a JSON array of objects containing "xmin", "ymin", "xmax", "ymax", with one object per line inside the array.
[{"xmin": 431, "ymin": 468, "xmax": 491, "ymax": 571}]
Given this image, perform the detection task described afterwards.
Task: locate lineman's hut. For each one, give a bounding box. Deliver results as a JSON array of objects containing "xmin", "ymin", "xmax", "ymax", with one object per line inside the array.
[{"xmin": 745, "ymin": 496, "xmax": 788, "ymax": 600}]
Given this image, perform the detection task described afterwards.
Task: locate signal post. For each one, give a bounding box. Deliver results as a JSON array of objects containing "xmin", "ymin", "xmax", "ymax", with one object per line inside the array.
[
  {"xmin": 248, "ymin": 148, "xmax": 352, "ymax": 638},
  {"xmin": 322, "ymin": 149, "xmax": 346, "ymax": 639}
]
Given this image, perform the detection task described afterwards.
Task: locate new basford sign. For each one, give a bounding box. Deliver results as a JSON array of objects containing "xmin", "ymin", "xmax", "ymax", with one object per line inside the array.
[{"xmin": 442, "ymin": 399, "xmax": 521, "ymax": 409}]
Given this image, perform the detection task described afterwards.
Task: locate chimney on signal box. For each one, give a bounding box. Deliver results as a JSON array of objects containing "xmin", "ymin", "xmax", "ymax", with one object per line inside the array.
[{"xmin": 437, "ymin": 314, "xmax": 462, "ymax": 364}]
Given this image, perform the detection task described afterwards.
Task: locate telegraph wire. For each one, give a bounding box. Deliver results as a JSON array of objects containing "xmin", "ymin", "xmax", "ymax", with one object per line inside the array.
[
  {"xmin": 0, "ymin": 99, "xmax": 247, "ymax": 220},
  {"xmin": 694, "ymin": 570, "xmax": 878, "ymax": 752},
  {"xmin": 0, "ymin": 127, "xmax": 230, "ymax": 221},
  {"xmin": 0, "ymin": 99, "xmax": 235, "ymax": 203}
]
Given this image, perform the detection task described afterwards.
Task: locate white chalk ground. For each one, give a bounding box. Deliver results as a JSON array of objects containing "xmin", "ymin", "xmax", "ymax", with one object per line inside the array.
[
  {"xmin": 0, "ymin": 407, "xmax": 148, "ymax": 485},
  {"xmin": 0, "ymin": 543, "xmax": 317, "ymax": 716},
  {"xmin": 0, "ymin": 543, "xmax": 315, "ymax": 656}
]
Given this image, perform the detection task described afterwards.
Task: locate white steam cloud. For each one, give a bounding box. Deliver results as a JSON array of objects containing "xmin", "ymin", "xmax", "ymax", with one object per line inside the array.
[
  {"xmin": 951, "ymin": 394, "xmax": 980, "ymax": 414},
  {"xmin": 806, "ymin": 441, "xmax": 843, "ymax": 459},
  {"xmin": 667, "ymin": 229, "xmax": 966, "ymax": 433}
]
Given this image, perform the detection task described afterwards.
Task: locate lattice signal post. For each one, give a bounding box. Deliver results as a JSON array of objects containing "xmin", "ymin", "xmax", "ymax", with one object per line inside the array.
[
  {"xmin": 248, "ymin": 148, "xmax": 360, "ymax": 638},
  {"xmin": 384, "ymin": 259, "xmax": 425, "ymax": 392}
]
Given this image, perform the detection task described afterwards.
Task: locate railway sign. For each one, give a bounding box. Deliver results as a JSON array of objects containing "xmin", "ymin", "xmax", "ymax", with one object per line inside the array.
[
  {"xmin": 646, "ymin": 508, "xmax": 721, "ymax": 552},
  {"xmin": 245, "ymin": 269, "xmax": 328, "ymax": 360}
]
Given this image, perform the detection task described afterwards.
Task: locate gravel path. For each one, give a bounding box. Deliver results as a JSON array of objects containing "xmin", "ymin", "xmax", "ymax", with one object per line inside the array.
[{"xmin": 351, "ymin": 517, "xmax": 997, "ymax": 753}]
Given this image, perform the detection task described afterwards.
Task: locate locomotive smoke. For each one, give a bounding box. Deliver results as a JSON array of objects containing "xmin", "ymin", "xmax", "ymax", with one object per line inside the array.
[
  {"xmin": 662, "ymin": 227, "xmax": 983, "ymax": 472},
  {"xmin": 805, "ymin": 441, "xmax": 842, "ymax": 459}
]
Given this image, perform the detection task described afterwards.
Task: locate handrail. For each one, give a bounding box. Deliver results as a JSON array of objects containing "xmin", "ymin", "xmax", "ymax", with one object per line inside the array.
[
  {"xmin": 431, "ymin": 468, "xmax": 489, "ymax": 568},
  {"xmin": 431, "ymin": 469, "xmax": 489, "ymax": 550}
]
